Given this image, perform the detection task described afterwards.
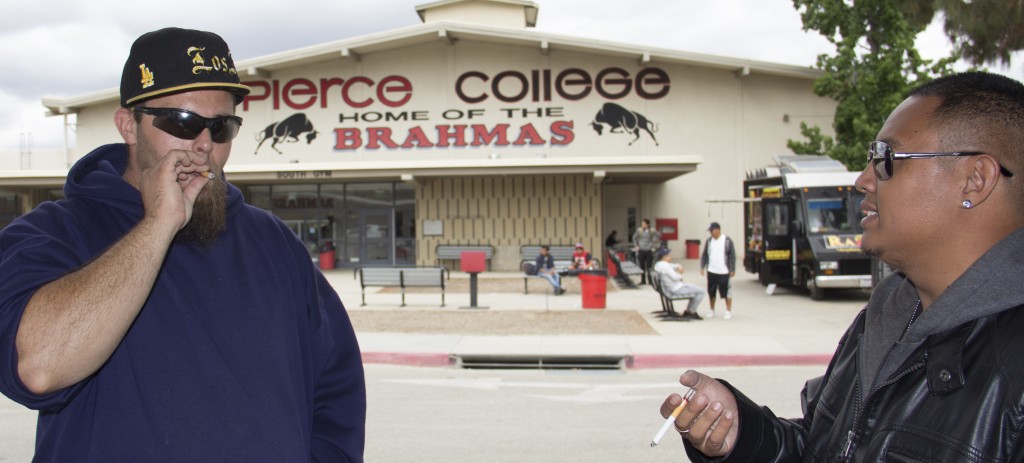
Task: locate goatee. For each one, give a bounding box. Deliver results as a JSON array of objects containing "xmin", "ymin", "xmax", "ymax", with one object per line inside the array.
[{"xmin": 176, "ymin": 177, "xmax": 227, "ymax": 247}]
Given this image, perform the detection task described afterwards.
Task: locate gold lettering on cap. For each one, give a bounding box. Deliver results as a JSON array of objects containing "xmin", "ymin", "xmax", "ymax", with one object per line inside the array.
[
  {"xmin": 187, "ymin": 46, "xmax": 238, "ymax": 76},
  {"xmin": 187, "ymin": 46, "xmax": 213, "ymax": 74},
  {"xmin": 139, "ymin": 64, "xmax": 155, "ymax": 89}
]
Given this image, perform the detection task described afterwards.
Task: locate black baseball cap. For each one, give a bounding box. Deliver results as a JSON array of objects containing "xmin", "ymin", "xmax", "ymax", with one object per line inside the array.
[
  {"xmin": 708, "ymin": 222, "xmax": 721, "ymax": 231},
  {"xmin": 657, "ymin": 248, "xmax": 671, "ymax": 259},
  {"xmin": 120, "ymin": 27, "xmax": 250, "ymax": 107}
]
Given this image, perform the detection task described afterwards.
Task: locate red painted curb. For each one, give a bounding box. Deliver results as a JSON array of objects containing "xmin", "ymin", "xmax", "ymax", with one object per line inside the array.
[
  {"xmin": 629, "ymin": 353, "xmax": 833, "ymax": 369},
  {"xmin": 361, "ymin": 352, "xmax": 452, "ymax": 367}
]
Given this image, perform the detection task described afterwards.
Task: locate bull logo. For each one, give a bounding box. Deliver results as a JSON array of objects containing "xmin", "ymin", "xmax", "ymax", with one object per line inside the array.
[
  {"xmin": 255, "ymin": 113, "xmax": 319, "ymax": 155},
  {"xmin": 590, "ymin": 102, "xmax": 658, "ymax": 146}
]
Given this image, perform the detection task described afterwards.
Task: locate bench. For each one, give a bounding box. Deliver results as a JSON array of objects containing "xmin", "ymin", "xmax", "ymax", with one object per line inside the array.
[
  {"xmin": 520, "ymin": 261, "xmax": 563, "ymax": 295},
  {"xmin": 606, "ymin": 250, "xmax": 642, "ymax": 288},
  {"xmin": 436, "ymin": 245, "xmax": 493, "ymax": 270},
  {"xmin": 521, "ymin": 245, "xmax": 572, "ymax": 294},
  {"xmin": 519, "ymin": 245, "xmax": 601, "ymax": 271},
  {"xmin": 358, "ymin": 267, "xmax": 446, "ymax": 307},
  {"xmin": 519, "ymin": 245, "xmax": 602, "ymax": 294},
  {"xmin": 650, "ymin": 270, "xmax": 698, "ymax": 317}
]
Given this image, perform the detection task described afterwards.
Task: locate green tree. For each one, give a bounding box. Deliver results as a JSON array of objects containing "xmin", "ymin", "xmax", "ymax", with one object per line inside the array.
[
  {"xmin": 789, "ymin": 0, "xmax": 959, "ymax": 171},
  {"xmin": 934, "ymin": 0, "xmax": 1024, "ymax": 66}
]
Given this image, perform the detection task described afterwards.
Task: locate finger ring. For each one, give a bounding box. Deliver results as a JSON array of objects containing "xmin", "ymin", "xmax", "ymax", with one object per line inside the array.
[{"xmin": 673, "ymin": 423, "xmax": 689, "ymax": 434}]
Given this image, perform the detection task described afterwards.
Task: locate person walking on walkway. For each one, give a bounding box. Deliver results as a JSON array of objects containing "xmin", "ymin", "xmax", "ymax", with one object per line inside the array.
[
  {"xmin": 660, "ymin": 71, "xmax": 1024, "ymax": 462},
  {"xmin": 633, "ymin": 218, "xmax": 661, "ymax": 285},
  {"xmin": 700, "ymin": 222, "xmax": 736, "ymax": 319}
]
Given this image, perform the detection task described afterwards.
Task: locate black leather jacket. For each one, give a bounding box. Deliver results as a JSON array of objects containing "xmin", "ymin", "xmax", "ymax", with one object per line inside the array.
[
  {"xmin": 685, "ymin": 226, "xmax": 1024, "ymax": 462},
  {"xmin": 711, "ymin": 306, "xmax": 1024, "ymax": 462}
]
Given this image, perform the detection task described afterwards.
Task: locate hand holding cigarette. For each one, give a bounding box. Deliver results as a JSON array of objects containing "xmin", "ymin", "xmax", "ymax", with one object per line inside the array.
[
  {"xmin": 651, "ymin": 388, "xmax": 695, "ymax": 446},
  {"xmin": 655, "ymin": 370, "xmax": 740, "ymax": 457}
]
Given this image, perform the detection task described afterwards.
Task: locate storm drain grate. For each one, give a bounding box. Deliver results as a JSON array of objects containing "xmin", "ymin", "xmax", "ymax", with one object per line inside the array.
[{"xmin": 451, "ymin": 354, "xmax": 628, "ymax": 370}]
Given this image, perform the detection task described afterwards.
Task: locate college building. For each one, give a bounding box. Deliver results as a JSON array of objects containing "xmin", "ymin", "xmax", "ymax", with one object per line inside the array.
[{"xmin": 5, "ymin": 0, "xmax": 835, "ymax": 271}]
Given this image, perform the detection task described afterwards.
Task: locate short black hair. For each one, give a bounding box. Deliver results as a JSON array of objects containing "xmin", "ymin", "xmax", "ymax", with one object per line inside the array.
[
  {"xmin": 910, "ymin": 72, "xmax": 1024, "ymax": 162},
  {"xmin": 910, "ymin": 72, "xmax": 1024, "ymax": 209}
]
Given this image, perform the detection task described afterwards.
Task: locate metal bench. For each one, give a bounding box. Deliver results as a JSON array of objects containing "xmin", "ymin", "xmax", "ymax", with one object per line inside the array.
[
  {"xmin": 519, "ymin": 245, "xmax": 602, "ymax": 294},
  {"xmin": 650, "ymin": 270, "xmax": 697, "ymax": 316},
  {"xmin": 606, "ymin": 251, "xmax": 641, "ymax": 288},
  {"xmin": 436, "ymin": 245, "xmax": 493, "ymax": 270},
  {"xmin": 520, "ymin": 245, "xmax": 574, "ymax": 268},
  {"xmin": 521, "ymin": 245, "xmax": 571, "ymax": 294},
  {"xmin": 359, "ymin": 267, "xmax": 446, "ymax": 307}
]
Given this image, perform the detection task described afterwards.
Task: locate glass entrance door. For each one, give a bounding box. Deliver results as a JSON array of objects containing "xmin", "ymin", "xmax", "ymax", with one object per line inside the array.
[
  {"xmin": 359, "ymin": 209, "xmax": 393, "ymax": 265},
  {"xmin": 283, "ymin": 219, "xmax": 324, "ymax": 258}
]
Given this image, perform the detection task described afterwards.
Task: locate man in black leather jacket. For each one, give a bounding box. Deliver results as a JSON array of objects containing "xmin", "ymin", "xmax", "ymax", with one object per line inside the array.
[{"xmin": 660, "ymin": 71, "xmax": 1024, "ymax": 462}]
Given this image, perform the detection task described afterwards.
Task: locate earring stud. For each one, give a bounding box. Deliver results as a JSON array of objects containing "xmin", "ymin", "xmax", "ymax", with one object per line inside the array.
[{"xmin": 962, "ymin": 199, "xmax": 973, "ymax": 209}]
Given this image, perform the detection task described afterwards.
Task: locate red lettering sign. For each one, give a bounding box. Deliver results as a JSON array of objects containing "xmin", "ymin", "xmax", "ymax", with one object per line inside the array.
[
  {"xmin": 334, "ymin": 121, "xmax": 574, "ymax": 151},
  {"xmin": 242, "ymin": 76, "xmax": 414, "ymax": 111},
  {"xmin": 240, "ymin": 67, "xmax": 668, "ymax": 111}
]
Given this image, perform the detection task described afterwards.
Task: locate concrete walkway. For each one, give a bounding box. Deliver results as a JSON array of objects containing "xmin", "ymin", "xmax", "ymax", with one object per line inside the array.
[{"xmin": 330, "ymin": 258, "xmax": 870, "ymax": 369}]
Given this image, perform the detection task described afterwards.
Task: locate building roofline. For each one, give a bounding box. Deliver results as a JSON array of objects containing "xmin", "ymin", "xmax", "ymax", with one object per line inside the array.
[
  {"xmin": 0, "ymin": 155, "xmax": 702, "ymax": 188},
  {"xmin": 43, "ymin": 21, "xmax": 821, "ymax": 115},
  {"xmin": 415, "ymin": 0, "xmax": 539, "ymax": 26}
]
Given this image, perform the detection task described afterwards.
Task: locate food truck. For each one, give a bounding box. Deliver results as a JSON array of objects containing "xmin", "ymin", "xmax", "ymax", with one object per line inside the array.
[{"xmin": 742, "ymin": 155, "xmax": 872, "ymax": 299}]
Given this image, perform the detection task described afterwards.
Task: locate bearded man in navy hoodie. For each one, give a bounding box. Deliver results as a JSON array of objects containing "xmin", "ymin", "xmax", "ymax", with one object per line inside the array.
[{"xmin": 0, "ymin": 28, "xmax": 365, "ymax": 462}]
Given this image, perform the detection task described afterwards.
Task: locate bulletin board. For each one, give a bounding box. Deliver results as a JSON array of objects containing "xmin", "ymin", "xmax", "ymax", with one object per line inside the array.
[{"xmin": 656, "ymin": 218, "xmax": 678, "ymax": 241}]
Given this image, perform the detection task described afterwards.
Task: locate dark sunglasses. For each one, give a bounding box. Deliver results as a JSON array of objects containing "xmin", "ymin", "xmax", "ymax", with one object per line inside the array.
[
  {"xmin": 133, "ymin": 107, "xmax": 243, "ymax": 144},
  {"xmin": 867, "ymin": 140, "xmax": 1013, "ymax": 181}
]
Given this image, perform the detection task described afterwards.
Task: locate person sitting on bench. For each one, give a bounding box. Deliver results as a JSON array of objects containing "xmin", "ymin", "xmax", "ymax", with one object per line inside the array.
[
  {"xmin": 535, "ymin": 245, "xmax": 566, "ymax": 295},
  {"xmin": 653, "ymin": 248, "xmax": 704, "ymax": 320},
  {"xmin": 569, "ymin": 242, "xmax": 597, "ymax": 270}
]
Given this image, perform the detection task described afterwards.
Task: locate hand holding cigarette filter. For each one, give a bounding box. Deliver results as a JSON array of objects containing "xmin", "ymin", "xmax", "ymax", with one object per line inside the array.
[{"xmin": 651, "ymin": 388, "xmax": 696, "ymax": 447}]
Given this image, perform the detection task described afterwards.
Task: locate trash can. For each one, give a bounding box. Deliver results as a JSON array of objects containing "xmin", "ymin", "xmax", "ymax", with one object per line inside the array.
[
  {"xmin": 579, "ymin": 270, "xmax": 608, "ymax": 309},
  {"xmin": 685, "ymin": 239, "xmax": 701, "ymax": 260},
  {"xmin": 606, "ymin": 251, "xmax": 618, "ymax": 278},
  {"xmin": 318, "ymin": 242, "xmax": 336, "ymax": 270}
]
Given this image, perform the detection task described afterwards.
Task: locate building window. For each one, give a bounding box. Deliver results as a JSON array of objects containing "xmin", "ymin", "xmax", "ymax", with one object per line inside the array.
[{"xmin": 243, "ymin": 182, "xmax": 414, "ymax": 266}]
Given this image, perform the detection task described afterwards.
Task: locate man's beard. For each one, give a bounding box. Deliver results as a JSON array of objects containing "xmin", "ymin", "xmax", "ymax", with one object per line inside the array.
[{"xmin": 176, "ymin": 177, "xmax": 227, "ymax": 247}]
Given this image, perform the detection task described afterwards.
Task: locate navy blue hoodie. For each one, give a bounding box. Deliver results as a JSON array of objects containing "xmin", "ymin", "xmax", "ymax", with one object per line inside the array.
[{"xmin": 0, "ymin": 144, "xmax": 365, "ymax": 462}]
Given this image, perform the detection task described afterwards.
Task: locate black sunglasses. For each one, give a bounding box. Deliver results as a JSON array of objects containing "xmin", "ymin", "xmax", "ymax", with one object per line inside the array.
[
  {"xmin": 867, "ymin": 140, "xmax": 1013, "ymax": 181},
  {"xmin": 133, "ymin": 107, "xmax": 243, "ymax": 144}
]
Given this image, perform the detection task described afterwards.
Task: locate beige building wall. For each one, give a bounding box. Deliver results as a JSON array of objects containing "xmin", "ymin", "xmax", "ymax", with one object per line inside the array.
[
  {"xmin": 34, "ymin": 4, "xmax": 837, "ymax": 270},
  {"xmin": 650, "ymin": 72, "xmax": 836, "ymax": 255},
  {"xmin": 417, "ymin": 174, "xmax": 601, "ymax": 270}
]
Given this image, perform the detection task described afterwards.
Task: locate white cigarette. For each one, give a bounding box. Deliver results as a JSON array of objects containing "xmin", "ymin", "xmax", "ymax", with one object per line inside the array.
[
  {"xmin": 198, "ymin": 171, "xmax": 215, "ymax": 179},
  {"xmin": 651, "ymin": 388, "xmax": 695, "ymax": 447}
]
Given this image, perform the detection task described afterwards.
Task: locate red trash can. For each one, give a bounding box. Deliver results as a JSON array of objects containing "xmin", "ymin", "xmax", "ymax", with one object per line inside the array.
[
  {"xmin": 318, "ymin": 250, "xmax": 335, "ymax": 270},
  {"xmin": 606, "ymin": 251, "xmax": 618, "ymax": 278},
  {"xmin": 579, "ymin": 271, "xmax": 607, "ymax": 309},
  {"xmin": 318, "ymin": 242, "xmax": 336, "ymax": 270},
  {"xmin": 685, "ymin": 240, "xmax": 700, "ymax": 259}
]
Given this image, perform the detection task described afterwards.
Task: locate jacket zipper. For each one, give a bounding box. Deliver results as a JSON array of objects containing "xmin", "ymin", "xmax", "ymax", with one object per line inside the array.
[{"xmin": 840, "ymin": 359, "xmax": 925, "ymax": 462}]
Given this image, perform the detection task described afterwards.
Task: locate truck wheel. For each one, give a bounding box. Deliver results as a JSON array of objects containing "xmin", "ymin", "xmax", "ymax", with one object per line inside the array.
[{"xmin": 806, "ymin": 275, "xmax": 825, "ymax": 300}]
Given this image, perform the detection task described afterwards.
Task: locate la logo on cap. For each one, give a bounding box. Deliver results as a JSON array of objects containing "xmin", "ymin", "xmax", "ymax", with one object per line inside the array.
[{"xmin": 139, "ymin": 64, "xmax": 155, "ymax": 89}]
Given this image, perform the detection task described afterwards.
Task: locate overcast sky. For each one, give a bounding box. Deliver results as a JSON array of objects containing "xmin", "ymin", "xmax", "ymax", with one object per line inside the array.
[{"xmin": 2, "ymin": 0, "xmax": 1020, "ymax": 151}]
